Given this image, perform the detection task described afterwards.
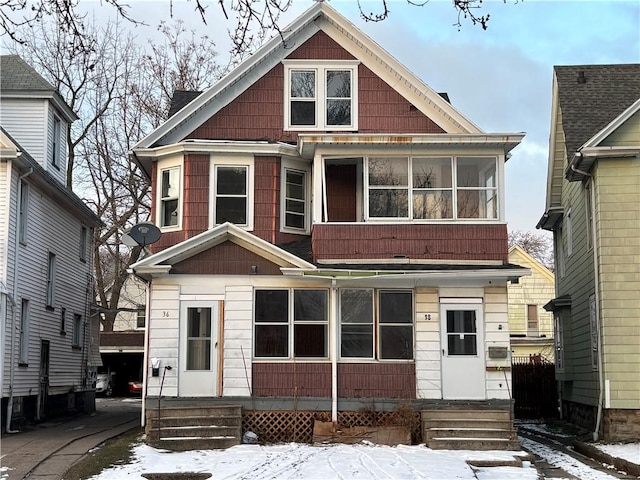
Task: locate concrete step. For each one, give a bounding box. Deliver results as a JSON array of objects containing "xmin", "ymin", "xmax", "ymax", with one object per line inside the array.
[
  {"xmin": 149, "ymin": 415, "xmax": 242, "ymax": 428},
  {"xmin": 426, "ymin": 428, "xmax": 514, "ymax": 440},
  {"xmin": 423, "ymin": 419, "xmax": 512, "ymax": 430},
  {"xmin": 151, "ymin": 436, "xmax": 240, "ymax": 451},
  {"xmin": 146, "ymin": 405, "xmax": 241, "ymax": 418},
  {"xmin": 422, "ymin": 409, "xmax": 511, "ymax": 421},
  {"xmin": 147, "ymin": 425, "xmax": 241, "ymax": 441},
  {"xmin": 428, "ymin": 437, "xmax": 521, "ymax": 450}
]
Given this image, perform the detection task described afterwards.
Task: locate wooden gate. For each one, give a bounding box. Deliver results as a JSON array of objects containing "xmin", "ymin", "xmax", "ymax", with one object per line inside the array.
[{"xmin": 512, "ymin": 355, "xmax": 558, "ymax": 419}]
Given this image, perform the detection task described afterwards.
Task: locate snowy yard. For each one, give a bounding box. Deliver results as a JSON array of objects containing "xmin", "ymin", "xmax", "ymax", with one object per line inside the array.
[{"xmin": 88, "ymin": 442, "xmax": 538, "ymax": 480}]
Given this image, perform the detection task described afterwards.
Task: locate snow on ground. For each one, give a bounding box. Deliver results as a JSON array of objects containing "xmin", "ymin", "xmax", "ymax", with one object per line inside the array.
[
  {"xmin": 519, "ymin": 436, "xmax": 620, "ymax": 480},
  {"xmin": 88, "ymin": 442, "xmax": 538, "ymax": 480},
  {"xmin": 595, "ymin": 443, "xmax": 640, "ymax": 465}
]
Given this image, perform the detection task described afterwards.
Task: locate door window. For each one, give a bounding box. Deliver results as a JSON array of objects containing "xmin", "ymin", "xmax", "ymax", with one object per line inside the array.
[
  {"xmin": 446, "ymin": 310, "xmax": 477, "ymax": 355},
  {"xmin": 186, "ymin": 307, "xmax": 212, "ymax": 370}
]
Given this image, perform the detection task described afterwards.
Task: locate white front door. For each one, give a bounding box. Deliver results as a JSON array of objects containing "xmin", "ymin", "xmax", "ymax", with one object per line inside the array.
[
  {"xmin": 179, "ymin": 301, "xmax": 218, "ymax": 397},
  {"xmin": 440, "ymin": 302, "xmax": 485, "ymax": 399}
]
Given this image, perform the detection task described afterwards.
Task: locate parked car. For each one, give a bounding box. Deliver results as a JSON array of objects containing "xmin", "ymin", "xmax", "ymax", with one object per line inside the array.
[
  {"xmin": 96, "ymin": 373, "xmax": 114, "ymax": 396},
  {"xmin": 128, "ymin": 379, "xmax": 143, "ymax": 395}
]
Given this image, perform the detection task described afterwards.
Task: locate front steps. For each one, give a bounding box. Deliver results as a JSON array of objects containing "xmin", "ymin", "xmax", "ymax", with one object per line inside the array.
[
  {"xmin": 422, "ymin": 408, "xmax": 520, "ymax": 450},
  {"xmin": 145, "ymin": 405, "xmax": 242, "ymax": 451}
]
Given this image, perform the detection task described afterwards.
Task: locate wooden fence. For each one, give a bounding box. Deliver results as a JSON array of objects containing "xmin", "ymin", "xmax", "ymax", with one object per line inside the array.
[{"xmin": 512, "ymin": 356, "xmax": 559, "ymax": 419}]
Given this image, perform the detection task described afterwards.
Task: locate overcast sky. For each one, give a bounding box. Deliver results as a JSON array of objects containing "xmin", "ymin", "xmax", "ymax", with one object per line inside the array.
[{"xmin": 47, "ymin": 0, "xmax": 640, "ymax": 232}]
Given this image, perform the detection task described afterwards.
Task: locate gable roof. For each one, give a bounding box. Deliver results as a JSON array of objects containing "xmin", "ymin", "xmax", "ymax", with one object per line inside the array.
[
  {"xmin": 0, "ymin": 127, "xmax": 102, "ymax": 226},
  {"xmin": 133, "ymin": 2, "xmax": 482, "ymax": 151},
  {"xmin": 0, "ymin": 55, "xmax": 78, "ymax": 122},
  {"xmin": 508, "ymin": 245, "xmax": 554, "ymax": 282},
  {"xmin": 130, "ymin": 222, "xmax": 316, "ymax": 276},
  {"xmin": 555, "ymin": 64, "xmax": 640, "ymax": 157}
]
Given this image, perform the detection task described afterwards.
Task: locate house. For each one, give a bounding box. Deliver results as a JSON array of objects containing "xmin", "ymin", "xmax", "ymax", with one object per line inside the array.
[
  {"xmin": 130, "ymin": 3, "xmax": 529, "ymax": 448},
  {"xmin": 507, "ymin": 245, "xmax": 555, "ymax": 362},
  {"xmin": 0, "ymin": 55, "xmax": 102, "ymax": 428},
  {"xmin": 537, "ymin": 64, "xmax": 640, "ymax": 441},
  {"xmin": 98, "ymin": 276, "xmax": 146, "ymax": 396}
]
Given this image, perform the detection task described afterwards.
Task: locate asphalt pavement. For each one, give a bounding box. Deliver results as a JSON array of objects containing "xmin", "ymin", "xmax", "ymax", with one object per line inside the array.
[{"xmin": 0, "ymin": 397, "xmax": 141, "ymax": 480}]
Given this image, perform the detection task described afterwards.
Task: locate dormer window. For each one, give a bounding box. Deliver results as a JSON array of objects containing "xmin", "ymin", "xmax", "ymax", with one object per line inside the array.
[
  {"xmin": 284, "ymin": 61, "xmax": 358, "ymax": 131},
  {"xmin": 51, "ymin": 115, "xmax": 61, "ymax": 168}
]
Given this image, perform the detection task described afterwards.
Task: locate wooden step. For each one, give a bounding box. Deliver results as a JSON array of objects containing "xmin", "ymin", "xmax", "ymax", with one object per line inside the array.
[
  {"xmin": 426, "ymin": 427, "xmax": 514, "ymax": 440},
  {"xmin": 146, "ymin": 405, "xmax": 241, "ymax": 418},
  {"xmin": 150, "ymin": 415, "xmax": 242, "ymax": 428},
  {"xmin": 151, "ymin": 436, "xmax": 239, "ymax": 451},
  {"xmin": 428, "ymin": 437, "xmax": 521, "ymax": 450},
  {"xmin": 147, "ymin": 425, "xmax": 241, "ymax": 441},
  {"xmin": 422, "ymin": 409, "xmax": 511, "ymax": 421},
  {"xmin": 424, "ymin": 419, "xmax": 512, "ymax": 430}
]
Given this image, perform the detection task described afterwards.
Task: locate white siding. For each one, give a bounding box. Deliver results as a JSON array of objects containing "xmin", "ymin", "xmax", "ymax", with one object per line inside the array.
[
  {"xmin": 45, "ymin": 104, "xmax": 68, "ymax": 185},
  {"xmin": 484, "ymin": 286, "xmax": 512, "ymax": 400},
  {"xmin": 415, "ymin": 287, "xmax": 441, "ymax": 399},
  {"xmin": 0, "ymin": 99, "xmax": 47, "ymax": 165},
  {"xmin": 222, "ymin": 285, "xmax": 253, "ymax": 397}
]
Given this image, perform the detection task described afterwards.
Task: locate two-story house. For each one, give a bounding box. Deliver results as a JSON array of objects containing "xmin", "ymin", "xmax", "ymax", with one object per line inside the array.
[
  {"xmin": 131, "ymin": 3, "xmax": 528, "ymax": 448},
  {"xmin": 0, "ymin": 55, "xmax": 102, "ymax": 429},
  {"xmin": 537, "ymin": 64, "xmax": 640, "ymax": 441}
]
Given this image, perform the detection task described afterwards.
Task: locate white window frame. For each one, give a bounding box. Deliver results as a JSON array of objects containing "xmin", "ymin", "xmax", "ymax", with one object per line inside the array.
[
  {"xmin": 46, "ymin": 252, "xmax": 56, "ymax": 308},
  {"xmin": 363, "ymin": 156, "xmax": 500, "ymax": 221},
  {"xmin": 209, "ymin": 155, "xmax": 254, "ymax": 230},
  {"xmin": 51, "ymin": 115, "xmax": 61, "ymax": 168},
  {"xmin": 339, "ymin": 288, "xmax": 414, "ymax": 361},
  {"xmin": 253, "ymin": 288, "xmax": 329, "ymax": 360},
  {"xmin": 156, "ymin": 157, "xmax": 183, "ymax": 231},
  {"xmin": 18, "ymin": 180, "xmax": 29, "ymax": 244},
  {"xmin": 19, "ymin": 299, "xmax": 29, "ymax": 364},
  {"xmin": 281, "ymin": 158, "xmax": 311, "ymax": 234},
  {"xmin": 283, "ymin": 60, "xmax": 359, "ymax": 131}
]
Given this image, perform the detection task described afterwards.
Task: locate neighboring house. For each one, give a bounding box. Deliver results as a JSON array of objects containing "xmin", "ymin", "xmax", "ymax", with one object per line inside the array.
[
  {"xmin": 99, "ymin": 276, "xmax": 146, "ymax": 395},
  {"xmin": 130, "ymin": 3, "xmax": 529, "ymax": 446},
  {"xmin": 0, "ymin": 55, "xmax": 102, "ymax": 428},
  {"xmin": 537, "ymin": 64, "xmax": 640, "ymax": 441},
  {"xmin": 507, "ymin": 245, "xmax": 555, "ymax": 362}
]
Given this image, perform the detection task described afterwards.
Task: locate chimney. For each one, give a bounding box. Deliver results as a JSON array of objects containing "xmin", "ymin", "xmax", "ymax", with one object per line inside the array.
[{"xmin": 577, "ymin": 71, "xmax": 587, "ymax": 84}]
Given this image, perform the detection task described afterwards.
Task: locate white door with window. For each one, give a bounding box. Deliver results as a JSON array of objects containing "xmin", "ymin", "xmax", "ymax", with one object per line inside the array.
[
  {"xmin": 179, "ymin": 301, "xmax": 218, "ymax": 397},
  {"xmin": 440, "ymin": 302, "xmax": 485, "ymax": 399}
]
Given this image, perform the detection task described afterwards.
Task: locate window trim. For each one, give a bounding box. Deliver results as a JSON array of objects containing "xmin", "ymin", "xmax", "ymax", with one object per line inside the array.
[
  {"xmin": 209, "ymin": 155, "xmax": 254, "ymax": 231},
  {"xmin": 79, "ymin": 225, "xmax": 88, "ymax": 262},
  {"xmin": 253, "ymin": 288, "xmax": 329, "ymax": 360},
  {"xmin": 18, "ymin": 180, "xmax": 29, "ymax": 245},
  {"xmin": 72, "ymin": 313, "xmax": 82, "ymax": 347},
  {"xmin": 51, "ymin": 115, "xmax": 61, "ymax": 168},
  {"xmin": 46, "ymin": 252, "xmax": 56, "ymax": 309},
  {"xmin": 585, "ymin": 181, "xmax": 594, "ymax": 251},
  {"xmin": 339, "ymin": 288, "xmax": 414, "ymax": 361},
  {"xmin": 156, "ymin": 157, "xmax": 183, "ymax": 232},
  {"xmin": 19, "ymin": 299, "xmax": 29, "ymax": 364},
  {"xmin": 280, "ymin": 158, "xmax": 311, "ymax": 234},
  {"xmin": 283, "ymin": 60, "xmax": 359, "ymax": 131},
  {"xmin": 566, "ymin": 208, "xmax": 573, "ymax": 257},
  {"xmin": 363, "ymin": 155, "xmax": 500, "ymax": 222}
]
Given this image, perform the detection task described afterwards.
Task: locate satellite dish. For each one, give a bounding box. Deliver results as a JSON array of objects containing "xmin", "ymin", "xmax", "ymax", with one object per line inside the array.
[
  {"xmin": 126, "ymin": 222, "xmax": 162, "ymax": 247},
  {"xmin": 121, "ymin": 232, "xmax": 139, "ymax": 248}
]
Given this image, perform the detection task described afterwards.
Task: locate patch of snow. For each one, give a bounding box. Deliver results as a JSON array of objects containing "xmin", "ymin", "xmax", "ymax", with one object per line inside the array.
[
  {"xmin": 520, "ymin": 436, "xmax": 619, "ymax": 480},
  {"xmin": 87, "ymin": 442, "xmax": 538, "ymax": 480},
  {"xmin": 595, "ymin": 443, "xmax": 640, "ymax": 466}
]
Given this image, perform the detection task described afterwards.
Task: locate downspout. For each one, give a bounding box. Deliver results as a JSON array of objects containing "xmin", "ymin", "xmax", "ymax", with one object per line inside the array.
[
  {"xmin": 330, "ymin": 279, "xmax": 338, "ymax": 423},
  {"xmin": 7, "ymin": 167, "xmax": 33, "ymax": 433},
  {"xmin": 589, "ymin": 176, "xmax": 604, "ymax": 441}
]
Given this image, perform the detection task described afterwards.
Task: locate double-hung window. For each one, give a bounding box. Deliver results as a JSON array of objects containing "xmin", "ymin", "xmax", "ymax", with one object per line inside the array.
[
  {"xmin": 73, "ymin": 314, "xmax": 82, "ymax": 347},
  {"xmin": 340, "ymin": 289, "xmax": 414, "ymax": 360},
  {"xmin": 18, "ymin": 180, "xmax": 29, "ymax": 244},
  {"xmin": 214, "ymin": 165, "xmax": 248, "ymax": 225},
  {"xmin": 254, "ymin": 289, "xmax": 328, "ymax": 359},
  {"xmin": 159, "ymin": 166, "xmax": 181, "ymax": 228},
  {"xmin": 365, "ymin": 156, "xmax": 499, "ymax": 220},
  {"xmin": 284, "ymin": 61, "xmax": 358, "ymax": 130},
  {"xmin": 281, "ymin": 159, "xmax": 310, "ymax": 233},
  {"xmin": 51, "ymin": 116, "xmax": 61, "ymax": 168},
  {"xmin": 79, "ymin": 225, "xmax": 88, "ymax": 262},
  {"xmin": 46, "ymin": 252, "xmax": 56, "ymax": 308}
]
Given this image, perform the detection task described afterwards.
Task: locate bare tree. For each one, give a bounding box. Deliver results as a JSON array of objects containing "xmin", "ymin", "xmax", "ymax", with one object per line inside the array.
[
  {"xmin": 8, "ymin": 19, "xmax": 227, "ymax": 331},
  {"xmin": 2, "ymin": 0, "xmax": 504, "ymax": 57},
  {"xmin": 508, "ymin": 230, "xmax": 554, "ymax": 271}
]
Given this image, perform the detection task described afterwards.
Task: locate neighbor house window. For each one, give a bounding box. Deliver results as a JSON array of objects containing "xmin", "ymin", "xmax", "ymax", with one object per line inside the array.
[
  {"xmin": 210, "ymin": 157, "xmax": 254, "ymax": 230},
  {"xmin": 46, "ymin": 252, "xmax": 56, "ymax": 308},
  {"xmin": 589, "ymin": 294, "xmax": 598, "ymax": 371},
  {"xmin": 254, "ymin": 289, "xmax": 328, "ymax": 359},
  {"xmin": 284, "ymin": 61, "xmax": 358, "ymax": 130},
  {"xmin": 340, "ymin": 289, "xmax": 413, "ymax": 360},
  {"xmin": 281, "ymin": 159, "xmax": 311, "ymax": 233},
  {"xmin": 366, "ymin": 156, "xmax": 498, "ymax": 220},
  {"xmin": 51, "ymin": 116, "xmax": 61, "ymax": 168},
  {"xmin": 18, "ymin": 180, "xmax": 29, "ymax": 244},
  {"xmin": 159, "ymin": 166, "xmax": 181, "ymax": 228},
  {"xmin": 80, "ymin": 225, "xmax": 87, "ymax": 262},
  {"xmin": 527, "ymin": 304, "xmax": 539, "ymax": 337},
  {"xmin": 60, "ymin": 307, "xmax": 66, "ymax": 333},
  {"xmin": 585, "ymin": 181, "xmax": 593, "ymax": 250},
  {"xmin": 566, "ymin": 208, "xmax": 573, "ymax": 256},
  {"xmin": 73, "ymin": 314, "xmax": 82, "ymax": 347},
  {"xmin": 554, "ymin": 312, "xmax": 564, "ymax": 372},
  {"xmin": 136, "ymin": 309, "xmax": 146, "ymax": 329},
  {"xmin": 19, "ymin": 299, "xmax": 29, "ymax": 364}
]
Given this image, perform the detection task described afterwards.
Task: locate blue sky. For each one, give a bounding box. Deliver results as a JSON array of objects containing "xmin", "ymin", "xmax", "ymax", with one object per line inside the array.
[{"xmin": 60, "ymin": 0, "xmax": 640, "ymax": 231}]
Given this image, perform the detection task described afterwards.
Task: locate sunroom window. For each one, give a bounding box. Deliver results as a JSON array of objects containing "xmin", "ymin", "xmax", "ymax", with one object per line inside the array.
[
  {"xmin": 254, "ymin": 289, "xmax": 328, "ymax": 359},
  {"xmin": 365, "ymin": 156, "xmax": 498, "ymax": 220},
  {"xmin": 340, "ymin": 289, "xmax": 414, "ymax": 360},
  {"xmin": 284, "ymin": 61, "xmax": 358, "ymax": 130}
]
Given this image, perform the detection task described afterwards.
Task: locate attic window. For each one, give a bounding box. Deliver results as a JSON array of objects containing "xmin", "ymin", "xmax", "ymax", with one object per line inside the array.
[{"xmin": 284, "ymin": 61, "xmax": 358, "ymax": 131}]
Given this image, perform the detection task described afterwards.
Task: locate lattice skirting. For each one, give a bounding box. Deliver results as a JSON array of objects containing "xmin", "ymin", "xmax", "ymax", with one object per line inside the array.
[{"xmin": 242, "ymin": 409, "xmax": 422, "ymax": 444}]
